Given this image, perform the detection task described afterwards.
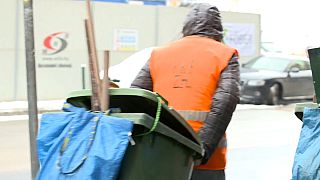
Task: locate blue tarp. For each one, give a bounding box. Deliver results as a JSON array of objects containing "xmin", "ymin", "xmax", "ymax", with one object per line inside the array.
[
  {"xmin": 292, "ymin": 107, "xmax": 320, "ymax": 180},
  {"xmin": 36, "ymin": 103, "xmax": 133, "ymax": 180}
]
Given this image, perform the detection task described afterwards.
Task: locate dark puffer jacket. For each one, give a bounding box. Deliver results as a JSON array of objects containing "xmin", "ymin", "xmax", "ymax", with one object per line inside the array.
[{"xmin": 131, "ymin": 54, "xmax": 240, "ymax": 164}]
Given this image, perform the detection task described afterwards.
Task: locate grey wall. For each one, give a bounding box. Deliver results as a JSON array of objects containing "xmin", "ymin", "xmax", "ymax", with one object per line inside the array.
[
  {"xmin": 0, "ymin": 1, "xmax": 260, "ymax": 101},
  {"xmin": 0, "ymin": 0, "xmax": 26, "ymax": 100}
]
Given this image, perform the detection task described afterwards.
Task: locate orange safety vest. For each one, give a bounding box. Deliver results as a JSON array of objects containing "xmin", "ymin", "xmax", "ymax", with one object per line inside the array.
[{"xmin": 149, "ymin": 35, "xmax": 237, "ymax": 170}]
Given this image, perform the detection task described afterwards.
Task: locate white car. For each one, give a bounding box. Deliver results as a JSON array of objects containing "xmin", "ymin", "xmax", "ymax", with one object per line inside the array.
[{"xmin": 100, "ymin": 47, "xmax": 154, "ymax": 88}]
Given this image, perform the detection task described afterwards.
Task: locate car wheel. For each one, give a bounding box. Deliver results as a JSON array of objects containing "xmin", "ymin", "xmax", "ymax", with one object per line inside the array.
[{"xmin": 267, "ymin": 84, "xmax": 280, "ymax": 105}]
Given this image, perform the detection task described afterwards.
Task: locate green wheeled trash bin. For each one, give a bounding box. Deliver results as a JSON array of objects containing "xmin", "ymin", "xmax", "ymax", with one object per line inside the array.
[{"xmin": 67, "ymin": 88, "xmax": 203, "ymax": 180}]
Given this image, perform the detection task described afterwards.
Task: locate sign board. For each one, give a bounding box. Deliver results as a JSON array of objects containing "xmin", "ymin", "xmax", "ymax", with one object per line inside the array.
[
  {"xmin": 223, "ymin": 23, "xmax": 256, "ymax": 56},
  {"xmin": 113, "ymin": 29, "xmax": 138, "ymax": 51},
  {"xmin": 40, "ymin": 32, "xmax": 72, "ymax": 68}
]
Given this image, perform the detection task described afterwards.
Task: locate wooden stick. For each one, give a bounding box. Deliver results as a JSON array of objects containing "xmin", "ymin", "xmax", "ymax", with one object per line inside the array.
[
  {"xmin": 86, "ymin": 0, "xmax": 98, "ymax": 52},
  {"xmin": 85, "ymin": 0, "xmax": 102, "ymax": 111},
  {"xmin": 101, "ymin": 50, "xmax": 110, "ymax": 111},
  {"xmin": 84, "ymin": 19, "xmax": 100, "ymax": 111}
]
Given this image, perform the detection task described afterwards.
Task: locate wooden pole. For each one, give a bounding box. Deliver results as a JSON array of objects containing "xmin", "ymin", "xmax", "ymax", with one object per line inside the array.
[
  {"xmin": 85, "ymin": 0, "xmax": 101, "ymax": 89},
  {"xmin": 86, "ymin": 0, "xmax": 98, "ymax": 51},
  {"xmin": 84, "ymin": 19, "xmax": 100, "ymax": 111},
  {"xmin": 85, "ymin": 0, "xmax": 103, "ymax": 111},
  {"xmin": 101, "ymin": 50, "xmax": 110, "ymax": 111}
]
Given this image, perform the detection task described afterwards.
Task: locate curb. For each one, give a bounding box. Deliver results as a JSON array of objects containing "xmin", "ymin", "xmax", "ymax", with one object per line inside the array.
[
  {"xmin": 0, "ymin": 100, "xmax": 65, "ymax": 116},
  {"xmin": 0, "ymin": 109, "xmax": 61, "ymax": 116}
]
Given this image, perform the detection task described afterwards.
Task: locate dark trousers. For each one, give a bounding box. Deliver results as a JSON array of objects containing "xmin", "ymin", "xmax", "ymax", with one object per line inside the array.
[{"xmin": 191, "ymin": 169, "xmax": 225, "ymax": 180}]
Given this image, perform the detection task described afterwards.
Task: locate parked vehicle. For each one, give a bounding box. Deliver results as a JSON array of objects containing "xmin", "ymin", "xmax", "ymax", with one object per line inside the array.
[
  {"xmin": 101, "ymin": 47, "xmax": 154, "ymax": 88},
  {"xmin": 240, "ymin": 54, "xmax": 314, "ymax": 105}
]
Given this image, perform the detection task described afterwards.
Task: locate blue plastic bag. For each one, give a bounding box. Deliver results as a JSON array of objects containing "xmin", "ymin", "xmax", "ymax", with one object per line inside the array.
[
  {"xmin": 37, "ymin": 103, "xmax": 133, "ymax": 180},
  {"xmin": 292, "ymin": 107, "xmax": 320, "ymax": 180}
]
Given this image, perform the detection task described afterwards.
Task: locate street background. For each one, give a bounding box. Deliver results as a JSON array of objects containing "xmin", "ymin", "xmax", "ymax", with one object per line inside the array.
[
  {"xmin": 0, "ymin": 101, "xmax": 303, "ymax": 180},
  {"xmin": 1, "ymin": 0, "xmax": 318, "ymax": 179}
]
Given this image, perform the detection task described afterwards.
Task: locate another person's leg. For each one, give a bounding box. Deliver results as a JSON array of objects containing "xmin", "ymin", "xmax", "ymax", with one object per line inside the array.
[{"xmin": 191, "ymin": 169, "xmax": 225, "ymax": 180}]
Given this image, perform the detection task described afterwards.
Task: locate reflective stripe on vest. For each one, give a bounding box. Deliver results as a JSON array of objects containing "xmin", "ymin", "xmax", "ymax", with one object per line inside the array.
[
  {"xmin": 177, "ymin": 110, "xmax": 227, "ymax": 148},
  {"xmin": 177, "ymin": 110, "xmax": 209, "ymax": 121}
]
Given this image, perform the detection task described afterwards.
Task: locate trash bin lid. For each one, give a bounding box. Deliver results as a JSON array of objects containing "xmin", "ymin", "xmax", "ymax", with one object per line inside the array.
[
  {"xmin": 111, "ymin": 113, "xmax": 203, "ymax": 155},
  {"xmin": 67, "ymin": 88, "xmax": 202, "ymax": 147}
]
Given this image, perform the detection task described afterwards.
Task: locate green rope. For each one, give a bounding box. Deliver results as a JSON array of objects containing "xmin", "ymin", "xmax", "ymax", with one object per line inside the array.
[{"xmin": 135, "ymin": 96, "xmax": 162, "ymax": 136}]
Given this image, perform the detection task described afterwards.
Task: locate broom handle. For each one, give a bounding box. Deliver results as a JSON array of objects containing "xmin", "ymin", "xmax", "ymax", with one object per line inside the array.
[
  {"xmin": 85, "ymin": 0, "xmax": 102, "ymax": 111},
  {"xmin": 85, "ymin": 19, "xmax": 100, "ymax": 111},
  {"xmin": 86, "ymin": 0, "xmax": 98, "ymax": 52},
  {"xmin": 101, "ymin": 50, "xmax": 110, "ymax": 111}
]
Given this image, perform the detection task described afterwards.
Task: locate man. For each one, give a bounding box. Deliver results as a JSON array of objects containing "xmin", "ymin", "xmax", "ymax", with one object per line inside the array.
[{"xmin": 131, "ymin": 3, "xmax": 239, "ymax": 180}]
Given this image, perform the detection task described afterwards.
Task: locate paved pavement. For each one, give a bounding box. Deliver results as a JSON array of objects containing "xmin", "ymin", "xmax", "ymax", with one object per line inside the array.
[
  {"xmin": 226, "ymin": 105, "xmax": 301, "ymax": 180},
  {"xmin": 0, "ymin": 100, "xmax": 64, "ymax": 179},
  {"xmin": 0, "ymin": 120, "xmax": 31, "ymax": 180}
]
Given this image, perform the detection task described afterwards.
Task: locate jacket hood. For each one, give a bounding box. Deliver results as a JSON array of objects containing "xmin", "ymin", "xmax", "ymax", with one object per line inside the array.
[{"xmin": 182, "ymin": 3, "xmax": 223, "ymax": 42}]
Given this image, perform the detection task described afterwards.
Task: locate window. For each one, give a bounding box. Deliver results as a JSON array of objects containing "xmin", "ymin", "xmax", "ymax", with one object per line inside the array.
[
  {"xmin": 244, "ymin": 56, "xmax": 291, "ymax": 72},
  {"xmin": 289, "ymin": 60, "xmax": 311, "ymax": 71}
]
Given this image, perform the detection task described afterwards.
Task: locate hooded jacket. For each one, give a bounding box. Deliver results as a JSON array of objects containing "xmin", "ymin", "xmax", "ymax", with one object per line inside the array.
[{"xmin": 131, "ymin": 3, "xmax": 240, "ymax": 169}]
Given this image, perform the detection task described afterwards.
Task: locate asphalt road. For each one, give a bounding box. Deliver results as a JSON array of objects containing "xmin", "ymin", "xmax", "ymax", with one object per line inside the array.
[
  {"xmin": 0, "ymin": 121, "xmax": 31, "ymax": 180},
  {"xmin": 226, "ymin": 104, "xmax": 302, "ymax": 180},
  {"xmin": 0, "ymin": 104, "xmax": 303, "ymax": 180}
]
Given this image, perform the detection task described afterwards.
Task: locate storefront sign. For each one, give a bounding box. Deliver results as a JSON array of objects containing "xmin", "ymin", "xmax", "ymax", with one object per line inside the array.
[
  {"xmin": 223, "ymin": 23, "xmax": 256, "ymax": 56},
  {"xmin": 40, "ymin": 32, "xmax": 72, "ymax": 68},
  {"xmin": 113, "ymin": 29, "xmax": 138, "ymax": 51}
]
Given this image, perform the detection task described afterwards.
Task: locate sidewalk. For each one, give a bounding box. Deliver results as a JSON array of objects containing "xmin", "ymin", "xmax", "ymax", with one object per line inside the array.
[{"xmin": 0, "ymin": 100, "xmax": 65, "ymax": 116}]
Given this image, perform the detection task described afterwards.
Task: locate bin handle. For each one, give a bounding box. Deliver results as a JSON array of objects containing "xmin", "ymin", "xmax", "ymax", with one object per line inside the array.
[
  {"xmin": 155, "ymin": 92, "xmax": 168, "ymax": 105},
  {"xmin": 135, "ymin": 96, "xmax": 162, "ymax": 136}
]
